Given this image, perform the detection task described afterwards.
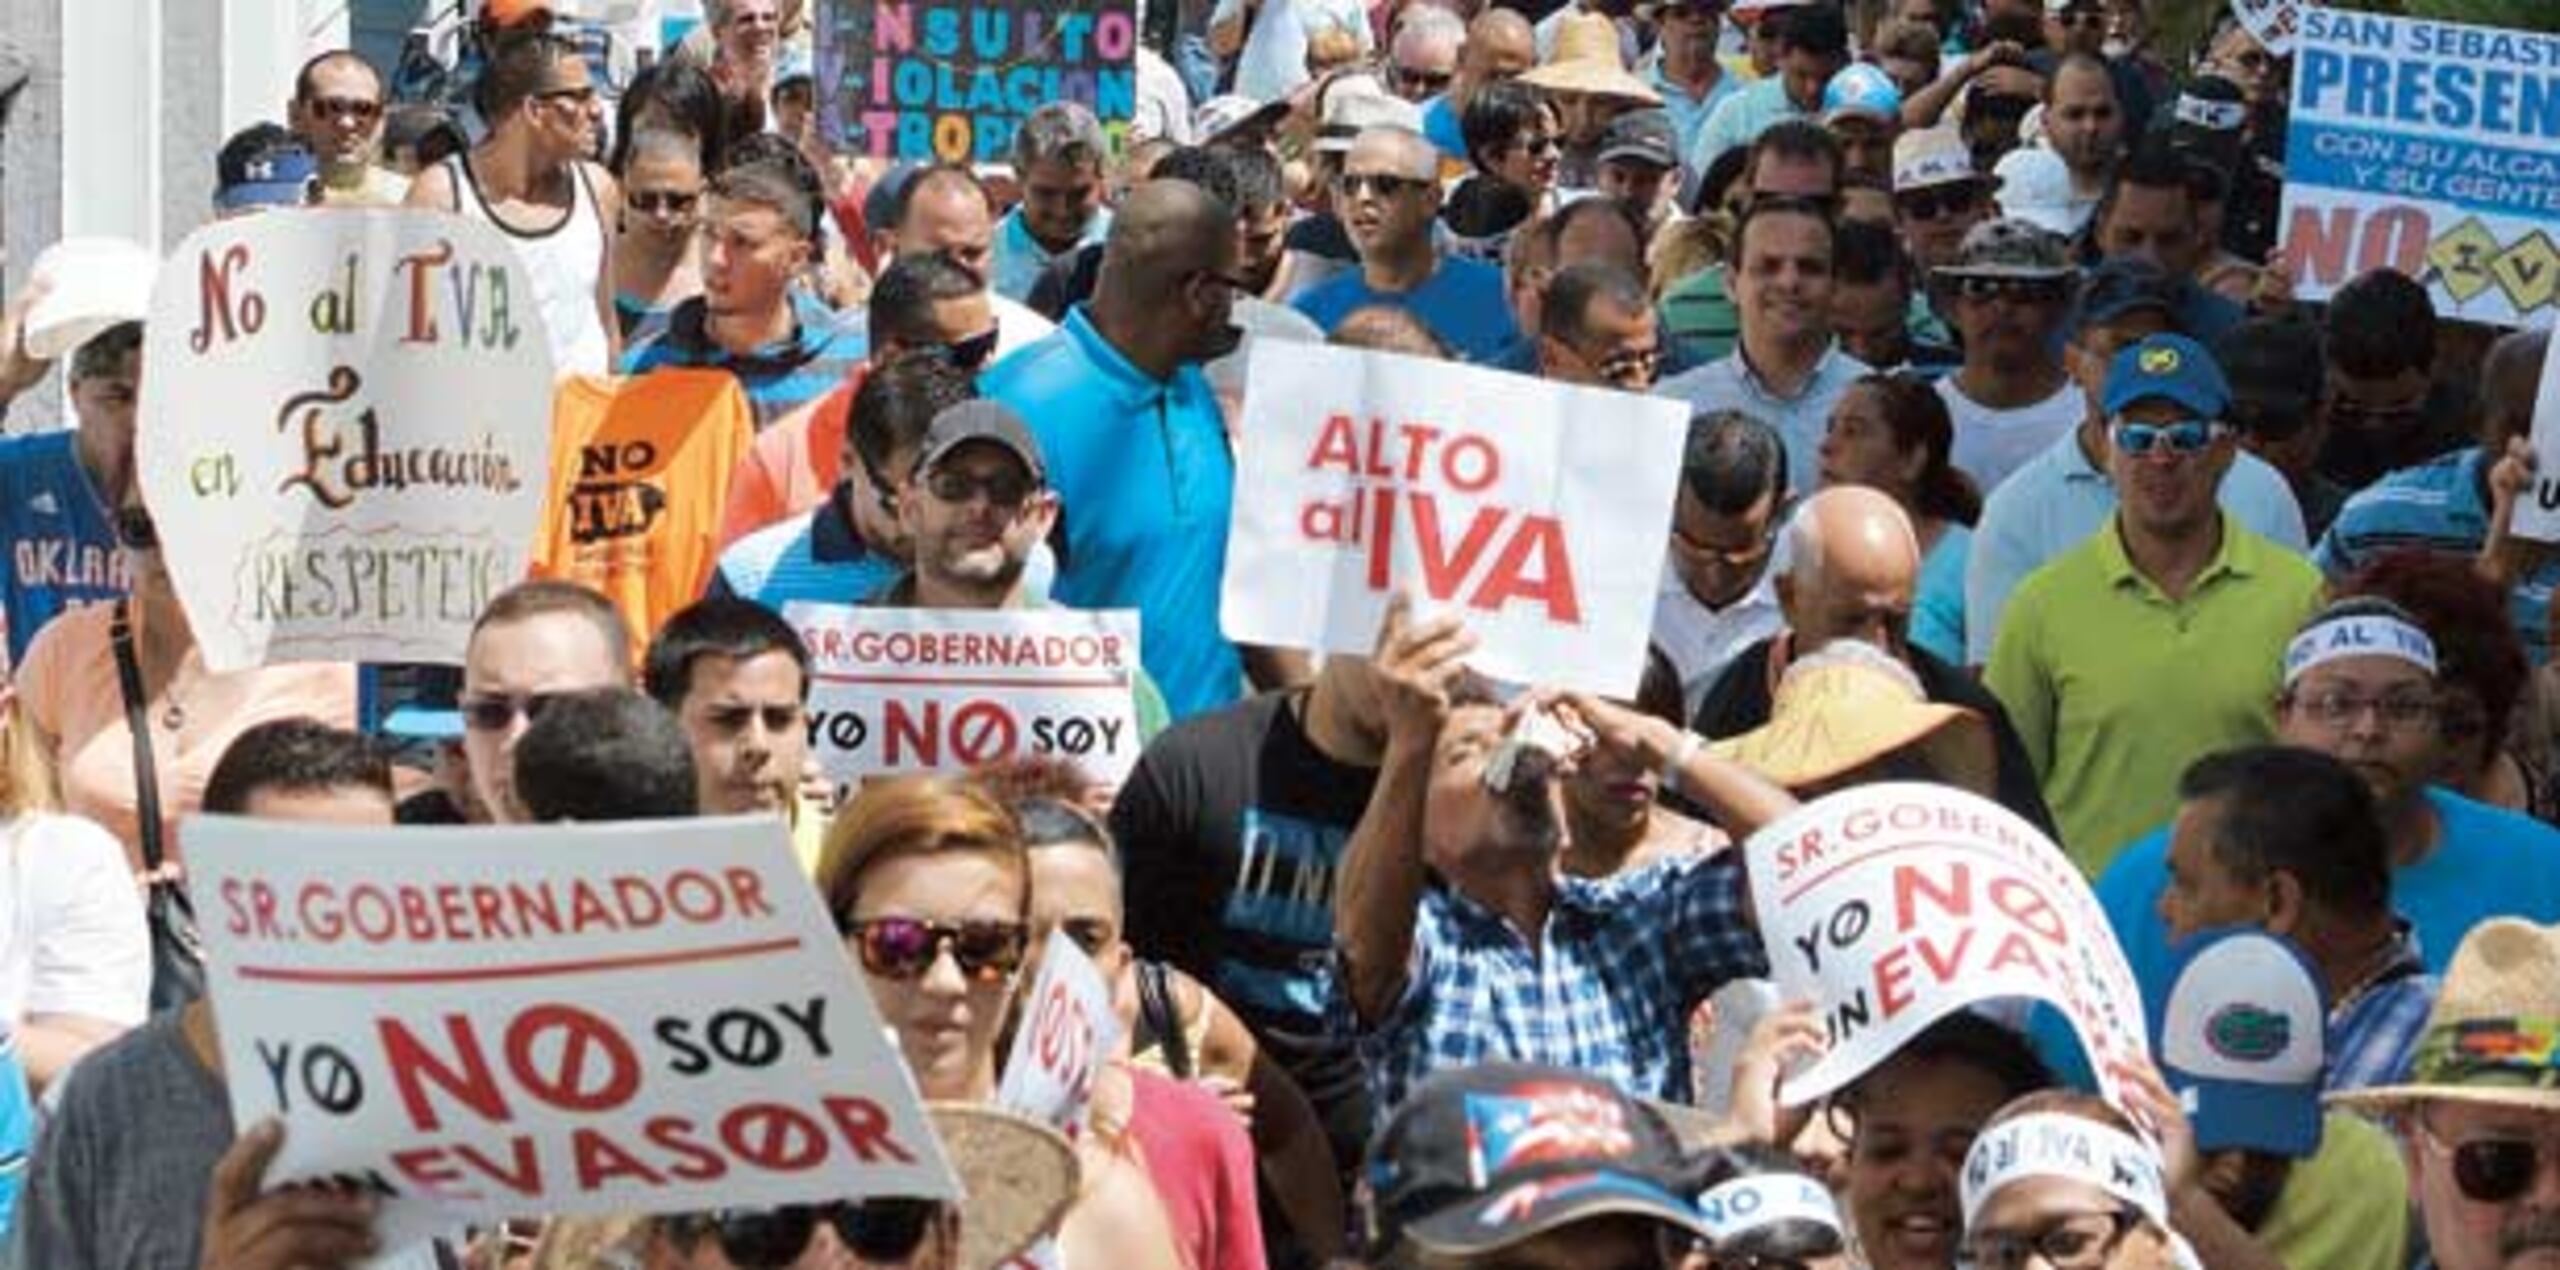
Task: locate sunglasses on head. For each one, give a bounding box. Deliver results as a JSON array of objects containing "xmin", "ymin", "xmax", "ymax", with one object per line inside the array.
[
  {"xmin": 460, "ymin": 692, "xmax": 569, "ymax": 733},
  {"xmin": 2111, "ymin": 419, "xmax": 2224, "ymax": 456},
  {"xmin": 698, "ymin": 1199, "xmax": 939, "ymax": 1269},
  {"xmin": 1897, "ymin": 184, "xmax": 1981, "ymax": 222},
  {"xmin": 113, "ymin": 507, "xmax": 158, "ymax": 551},
  {"xmin": 845, "ymin": 916, "xmax": 1028, "ymax": 983}
]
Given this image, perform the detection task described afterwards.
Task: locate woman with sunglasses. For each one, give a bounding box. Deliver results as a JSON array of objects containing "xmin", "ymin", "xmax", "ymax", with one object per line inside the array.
[
  {"xmin": 612, "ymin": 126, "xmax": 709, "ymax": 347},
  {"xmin": 1816, "ymin": 373, "xmax": 1980, "ymax": 668},
  {"xmin": 15, "ymin": 497, "xmax": 355, "ymax": 874},
  {"xmin": 1447, "ymin": 80, "xmax": 1565, "ymax": 266},
  {"xmin": 818, "ymin": 776, "xmax": 1188, "ymax": 1270}
]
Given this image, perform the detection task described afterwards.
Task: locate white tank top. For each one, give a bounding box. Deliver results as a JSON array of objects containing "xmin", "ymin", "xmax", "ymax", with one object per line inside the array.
[{"xmin": 443, "ymin": 153, "xmax": 612, "ymax": 378}]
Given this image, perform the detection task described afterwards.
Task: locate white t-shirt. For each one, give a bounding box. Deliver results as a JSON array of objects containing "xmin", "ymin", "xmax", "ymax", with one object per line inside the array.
[
  {"xmin": 1651, "ymin": 562, "xmax": 1786, "ymax": 721},
  {"xmin": 0, "ymin": 812, "xmax": 149, "ymax": 1027},
  {"xmin": 1936, "ymin": 377, "xmax": 2085, "ymax": 497},
  {"xmin": 1213, "ymin": 0, "xmax": 1374, "ymax": 103}
]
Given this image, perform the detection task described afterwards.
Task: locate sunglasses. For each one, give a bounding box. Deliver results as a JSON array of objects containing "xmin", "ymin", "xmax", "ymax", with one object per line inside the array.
[
  {"xmin": 627, "ymin": 189, "xmax": 701, "ymax": 216},
  {"xmin": 2111, "ymin": 419, "xmax": 2225, "ymax": 456},
  {"xmin": 460, "ymin": 692, "xmax": 569, "ymax": 733},
  {"xmin": 1394, "ymin": 64, "xmax": 1454, "ymax": 94},
  {"xmin": 2424, "ymin": 1123, "xmax": 2558, "ymax": 1205},
  {"xmin": 1335, "ymin": 171, "xmax": 1434, "ymax": 200},
  {"xmin": 1508, "ymin": 131, "xmax": 1563, "ymax": 157},
  {"xmin": 1897, "ymin": 185, "xmax": 1982, "ymax": 222},
  {"xmin": 1954, "ymin": 275, "xmax": 2069, "ymax": 304},
  {"xmin": 305, "ymin": 95, "xmax": 382, "ymax": 122},
  {"xmin": 921, "ymin": 467, "xmax": 1034, "ymax": 509},
  {"xmin": 113, "ymin": 507, "xmax": 158, "ymax": 551},
  {"xmin": 845, "ymin": 916, "xmax": 1028, "ymax": 983},
  {"xmin": 939, "ymin": 327, "xmax": 1001, "ymax": 371},
  {"xmin": 700, "ymin": 1200, "xmax": 938, "ymax": 1269}
]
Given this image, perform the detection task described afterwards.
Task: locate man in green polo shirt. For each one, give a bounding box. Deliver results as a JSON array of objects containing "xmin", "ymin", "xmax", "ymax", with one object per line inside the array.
[{"xmin": 1985, "ymin": 333, "xmax": 2322, "ymax": 873}]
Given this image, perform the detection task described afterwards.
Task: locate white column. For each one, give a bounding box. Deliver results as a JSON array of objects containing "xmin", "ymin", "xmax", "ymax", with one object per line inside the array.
[{"xmin": 57, "ymin": 0, "xmax": 159, "ymax": 245}]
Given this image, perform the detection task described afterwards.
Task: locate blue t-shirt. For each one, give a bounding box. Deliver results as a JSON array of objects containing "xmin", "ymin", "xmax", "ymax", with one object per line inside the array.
[
  {"xmin": 1291, "ymin": 258, "xmax": 1521, "ymax": 365},
  {"xmin": 981, "ymin": 308, "xmax": 1242, "ymax": 720},
  {"xmin": 0, "ymin": 431, "xmax": 124, "ymax": 668},
  {"xmin": 1912, "ymin": 524, "xmax": 1970, "ymax": 667},
  {"xmin": 1421, "ymin": 94, "xmax": 1466, "ymax": 159}
]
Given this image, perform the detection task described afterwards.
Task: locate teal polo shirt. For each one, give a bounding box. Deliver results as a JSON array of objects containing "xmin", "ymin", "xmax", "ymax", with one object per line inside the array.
[
  {"xmin": 1984, "ymin": 512, "xmax": 2323, "ymax": 874},
  {"xmin": 981, "ymin": 308, "xmax": 1242, "ymax": 720}
]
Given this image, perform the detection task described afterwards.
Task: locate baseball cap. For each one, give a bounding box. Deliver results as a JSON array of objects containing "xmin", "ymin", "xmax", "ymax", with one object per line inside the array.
[
  {"xmin": 912, "ymin": 399, "xmax": 1047, "ymax": 484},
  {"xmin": 20, "ymin": 238, "xmax": 156, "ymax": 363},
  {"xmin": 482, "ymin": 0, "xmax": 556, "ymax": 30},
  {"xmin": 1317, "ymin": 77, "xmax": 1424, "ymax": 153},
  {"xmin": 1991, "ymin": 146, "xmax": 2087, "ymax": 238},
  {"xmin": 2213, "ymin": 318, "xmax": 2326, "ymax": 435},
  {"xmin": 216, "ymin": 124, "xmax": 319, "ymax": 211},
  {"xmin": 1360, "ymin": 1064, "xmax": 1710, "ymax": 1259},
  {"xmin": 1597, "ymin": 109, "xmax": 1679, "ymax": 170},
  {"xmin": 1892, "ymin": 126, "xmax": 1981, "ymax": 193},
  {"xmin": 775, "ymin": 47, "xmax": 814, "ymax": 89},
  {"xmin": 2078, "ymin": 257, "xmax": 2180, "ymax": 328},
  {"xmin": 1197, "ymin": 94, "xmax": 1291, "ymax": 146},
  {"xmin": 2104, "ymin": 333, "xmax": 2232, "ymax": 419},
  {"xmin": 1822, "ymin": 63, "xmax": 1903, "ymax": 125},
  {"xmin": 2156, "ymin": 928, "xmax": 2328, "ymax": 1158},
  {"xmin": 1934, "ymin": 217, "xmax": 2075, "ymax": 281},
  {"xmin": 861, "ymin": 162, "xmax": 923, "ymax": 234}
]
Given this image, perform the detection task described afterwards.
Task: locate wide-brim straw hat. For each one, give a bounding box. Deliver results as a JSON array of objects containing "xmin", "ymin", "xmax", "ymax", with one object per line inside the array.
[
  {"xmin": 1519, "ymin": 13, "xmax": 1663, "ymax": 105},
  {"xmin": 932, "ymin": 1102, "xmax": 1080, "ymax": 1269},
  {"xmin": 2328, "ymin": 920, "xmax": 2560, "ymax": 1114},
  {"xmin": 1706, "ymin": 649, "xmax": 1997, "ymax": 796}
]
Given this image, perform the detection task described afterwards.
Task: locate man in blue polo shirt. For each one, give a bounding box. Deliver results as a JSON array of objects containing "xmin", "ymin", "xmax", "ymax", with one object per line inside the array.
[
  {"xmin": 983, "ymin": 179, "xmax": 1251, "ymax": 720},
  {"xmin": 1292, "ymin": 125, "xmax": 1520, "ymax": 364}
]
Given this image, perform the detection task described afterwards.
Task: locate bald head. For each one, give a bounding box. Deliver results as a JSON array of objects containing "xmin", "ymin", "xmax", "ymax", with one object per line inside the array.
[
  {"xmin": 1097, "ymin": 178, "xmax": 1235, "ymax": 299},
  {"xmin": 1349, "ymin": 125, "xmax": 1440, "ymax": 182},
  {"xmin": 2481, "ymin": 327, "xmax": 2551, "ymax": 447},
  {"xmin": 1778, "ymin": 486, "xmax": 1921, "ymax": 654},
  {"xmin": 1461, "ymin": 9, "xmax": 1535, "ymax": 91}
]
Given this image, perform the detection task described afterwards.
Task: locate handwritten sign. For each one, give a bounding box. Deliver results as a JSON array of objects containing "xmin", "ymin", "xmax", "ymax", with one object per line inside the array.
[
  {"xmin": 996, "ymin": 930, "xmax": 1123, "ymax": 1142},
  {"xmin": 2281, "ymin": 10, "xmax": 2560, "ymax": 326},
  {"xmin": 1743, "ymin": 783, "xmax": 2150, "ymax": 1113},
  {"xmin": 1221, "ymin": 341, "xmax": 1687, "ymax": 697},
  {"xmin": 786, "ymin": 604, "xmax": 1145, "ymax": 788},
  {"xmin": 136, "ymin": 210, "xmax": 554, "ymax": 671},
  {"xmin": 815, "ymin": 0, "xmax": 1140, "ymax": 161},
  {"xmin": 188, "ymin": 815, "xmax": 958, "ymax": 1253},
  {"xmin": 2231, "ymin": 0, "xmax": 2305, "ymax": 57}
]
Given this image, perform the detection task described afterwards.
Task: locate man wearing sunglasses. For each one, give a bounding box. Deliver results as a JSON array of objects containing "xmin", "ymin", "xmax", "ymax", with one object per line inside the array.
[
  {"xmin": 1984, "ymin": 332, "xmax": 2322, "ymax": 874},
  {"xmin": 1931, "ymin": 217, "xmax": 2084, "ymax": 493},
  {"xmin": 2334, "ymin": 918, "xmax": 2560, "ymax": 1270},
  {"xmin": 286, "ymin": 49, "xmax": 408, "ymax": 207},
  {"xmin": 458, "ymin": 580, "xmax": 634, "ymax": 824},
  {"xmin": 1294, "ymin": 124, "xmax": 1521, "ymax": 365}
]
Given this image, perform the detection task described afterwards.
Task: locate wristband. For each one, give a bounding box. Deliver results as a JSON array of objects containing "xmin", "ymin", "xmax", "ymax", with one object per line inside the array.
[{"xmin": 1659, "ymin": 729, "xmax": 1703, "ymax": 788}]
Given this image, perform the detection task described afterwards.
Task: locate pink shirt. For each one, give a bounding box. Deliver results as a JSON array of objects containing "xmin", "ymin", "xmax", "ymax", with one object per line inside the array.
[{"xmin": 1126, "ymin": 1068, "xmax": 1268, "ymax": 1270}]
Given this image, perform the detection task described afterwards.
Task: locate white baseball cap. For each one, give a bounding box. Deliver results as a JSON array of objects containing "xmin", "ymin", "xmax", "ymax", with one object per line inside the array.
[
  {"xmin": 1891, "ymin": 126, "xmax": 1981, "ymax": 194},
  {"xmin": 2156, "ymin": 928, "xmax": 2328, "ymax": 1159},
  {"xmin": 21, "ymin": 238, "xmax": 157, "ymax": 362},
  {"xmin": 1992, "ymin": 145, "xmax": 2090, "ymax": 238}
]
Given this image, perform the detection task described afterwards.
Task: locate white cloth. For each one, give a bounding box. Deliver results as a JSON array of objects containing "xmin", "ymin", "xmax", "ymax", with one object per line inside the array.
[
  {"xmin": 1135, "ymin": 46, "xmax": 1197, "ymax": 144},
  {"xmin": 1935, "ymin": 377, "xmax": 2085, "ymax": 496},
  {"xmin": 0, "ymin": 813, "xmax": 148, "ymax": 1027},
  {"xmin": 991, "ymin": 293, "xmax": 1059, "ymax": 361},
  {"xmin": 1652, "ymin": 561, "xmax": 1785, "ymax": 721},
  {"xmin": 442, "ymin": 154, "xmax": 613, "ymax": 378},
  {"xmin": 1213, "ymin": 0, "xmax": 1374, "ymax": 104}
]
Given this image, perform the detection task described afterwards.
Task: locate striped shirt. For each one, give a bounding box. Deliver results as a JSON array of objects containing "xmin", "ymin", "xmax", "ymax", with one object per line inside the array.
[
  {"xmin": 2312, "ymin": 446, "xmax": 2558, "ymax": 665},
  {"xmin": 2329, "ymin": 935, "xmax": 2436, "ymax": 1094},
  {"xmin": 710, "ymin": 484, "xmax": 902, "ymax": 611},
  {"xmin": 620, "ymin": 290, "xmax": 867, "ymax": 432}
]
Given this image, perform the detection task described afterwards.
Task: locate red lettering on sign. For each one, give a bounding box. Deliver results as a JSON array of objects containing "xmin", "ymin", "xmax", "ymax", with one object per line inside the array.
[
  {"xmin": 572, "ymin": 1125, "xmax": 667, "ymax": 1190},
  {"xmin": 1358, "ymin": 490, "xmax": 1583, "ymax": 622},
  {"xmin": 380, "ymin": 1014, "xmax": 513, "ymax": 1131},
  {"xmin": 824, "ymin": 1094, "xmax": 919, "ymax": 1163},
  {"xmin": 2284, "ymin": 205, "xmax": 2429, "ymax": 293},
  {"xmin": 1892, "ymin": 860, "xmax": 1970, "ymax": 931}
]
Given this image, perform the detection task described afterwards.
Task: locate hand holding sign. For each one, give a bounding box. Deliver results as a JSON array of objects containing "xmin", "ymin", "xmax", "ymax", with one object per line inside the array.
[
  {"xmin": 997, "ymin": 930, "xmax": 1125, "ymax": 1144},
  {"xmin": 1369, "ymin": 592, "xmax": 1481, "ymax": 750},
  {"xmin": 199, "ymin": 1120, "xmax": 382, "ymax": 1270}
]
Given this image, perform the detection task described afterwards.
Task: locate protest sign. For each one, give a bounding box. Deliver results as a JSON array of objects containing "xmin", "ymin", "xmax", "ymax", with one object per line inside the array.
[
  {"xmin": 2232, "ymin": 0, "xmax": 2305, "ymax": 57},
  {"xmin": 2521, "ymin": 322, "xmax": 2560, "ymax": 540},
  {"xmin": 996, "ymin": 930, "xmax": 1123, "ymax": 1143},
  {"xmin": 136, "ymin": 210, "xmax": 555, "ymax": 671},
  {"xmin": 1220, "ymin": 341, "xmax": 1688, "ymax": 698},
  {"xmin": 1743, "ymin": 783, "xmax": 2151, "ymax": 1112},
  {"xmin": 787, "ymin": 604, "xmax": 1146, "ymax": 788},
  {"xmin": 2281, "ymin": 10, "xmax": 2560, "ymax": 325},
  {"xmin": 188, "ymin": 815, "xmax": 958, "ymax": 1253},
  {"xmin": 814, "ymin": 0, "xmax": 1140, "ymax": 162}
]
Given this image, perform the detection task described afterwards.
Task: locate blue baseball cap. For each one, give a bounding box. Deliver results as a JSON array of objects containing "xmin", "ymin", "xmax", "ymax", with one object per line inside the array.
[
  {"xmin": 2103, "ymin": 333, "xmax": 2231, "ymax": 420},
  {"xmin": 2154, "ymin": 928, "xmax": 2328, "ymax": 1158},
  {"xmin": 1822, "ymin": 63, "xmax": 1903, "ymax": 125}
]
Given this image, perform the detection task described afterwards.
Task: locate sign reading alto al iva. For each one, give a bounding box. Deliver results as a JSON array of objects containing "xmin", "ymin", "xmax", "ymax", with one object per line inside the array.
[
  {"xmin": 1745, "ymin": 783, "xmax": 2151, "ymax": 1116},
  {"xmin": 137, "ymin": 209, "xmax": 556, "ymax": 671},
  {"xmin": 1221, "ymin": 342, "xmax": 1688, "ymax": 697},
  {"xmin": 188, "ymin": 815, "xmax": 960, "ymax": 1255},
  {"xmin": 787, "ymin": 604, "xmax": 1146, "ymax": 787}
]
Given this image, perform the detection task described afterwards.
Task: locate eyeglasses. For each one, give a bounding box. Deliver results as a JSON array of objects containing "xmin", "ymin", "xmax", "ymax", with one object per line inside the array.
[
  {"xmin": 304, "ymin": 95, "xmax": 382, "ymax": 122},
  {"xmin": 460, "ymin": 692, "xmax": 570, "ymax": 732},
  {"xmin": 113, "ymin": 507, "xmax": 159, "ymax": 551},
  {"xmin": 1953, "ymin": 275, "xmax": 2070, "ymax": 305},
  {"xmin": 627, "ymin": 189, "xmax": 701, "ymax": 216},
  {"xmin": 2419, "ymin": 1120, "xmax": 2558, "ymax": 1205},
  {"xmin": 921, "ymin": 467, "xmax": 1034, "ymax": 510},
  {"xmin": 844, "ymin": 916, "xmax": 1029, "ymax": 983},
  {"xmin": 2288, "ymin": 690, "xmax": 2439, "ymax": 731},
  {"xmin": 937, "ymin": 327, "xmax": 1001, "ymax": 371},
  {"xmin": 2110, "ymin": 419, "xmax": 2226, "ymax": 457},
  {"xmin": 1597, "ymin": 346, "xmax": 1664, "ymax": 383},
  {"xmin": 1896, "ymin": 185, "xmax": 1982, "ymax": 222},
  {"xmin": 1058, "ymin": 917, "xmax": 1115, "ymax": 958},
  {"xmin": 1956, "ymin": 1207, "xmax": 2142, "ymax": 1270},
  {"xmin": 694, "ymin": 1200, "xmax": 938, "ymax": 1268},
  {"xmin": 1334, "ymin": 171, "xmax": 1434, "ymax": 200}
]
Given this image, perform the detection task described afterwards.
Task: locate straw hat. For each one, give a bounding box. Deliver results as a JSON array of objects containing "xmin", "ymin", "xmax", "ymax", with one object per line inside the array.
[
  {"xmin": 1706, "ymin": 641, "xmax": 1997, "ymax": 795},
  {"xmin": 931, "ymin": 1103, "xmax": 1080, "ymax": 1269},
  {"xmin": 1519, "ymin": 13, "xmax": 1663, "ymax": 106},
  {"xmin": 2328, "ymin": 920, "xmax": 2560, "ymax": 1114}
]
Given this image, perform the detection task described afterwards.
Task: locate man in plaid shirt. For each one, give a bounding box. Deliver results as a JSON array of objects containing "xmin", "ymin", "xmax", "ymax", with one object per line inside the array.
[{"xmin": 1331, "ymin": 596, "xmax": 1798, "ymax": 1118}]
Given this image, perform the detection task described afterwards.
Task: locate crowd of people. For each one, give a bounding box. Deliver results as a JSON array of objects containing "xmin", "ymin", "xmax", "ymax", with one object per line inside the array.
[{"xmin": 1, "ymin": 0, "xmax": 2558, "ymax": 1267}]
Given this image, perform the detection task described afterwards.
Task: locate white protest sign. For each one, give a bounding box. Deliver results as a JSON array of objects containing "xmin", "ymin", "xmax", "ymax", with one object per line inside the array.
[
  {"xmin": 785, "ymin": 604, "xmax": 1145, "ymax": 787},
  {"xmin": 137, "ymin": 208, "xmax": 555, "ymax": 671},
  {"xmin": 2231, "ymin": 0, "xmax": 2305, "ymax": 57},
  {"xmin": 995, "ymin": 929, "xmax": 1123, "ymax": 1143},
  {"xmin": 2520, "ymin": 326, "xmax": 2560, "ymax": 541},
  {"xmin": 1743, "ymin": 783, "xmax": 2150, "ymax": 1112},
  {"xmin": 2281, "ymin": 10, "xmax": 2560, "ymax": 326},
  {"xmin": 1220, "ymin": 340, "xmax": 1687, "ymax": 697},
  {"xmin": 188, "ymin": 815, "xmax": 958, "ymax": 1254}
]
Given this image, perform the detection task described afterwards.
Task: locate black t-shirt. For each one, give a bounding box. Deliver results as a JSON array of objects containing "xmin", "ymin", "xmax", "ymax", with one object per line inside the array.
[
  {"xmin": 1692, "ymin": 637, "xmax": 2061, "ymax": 841},
  {"xmin": 1283, "ymin": 212, "xmax": 1357, "ymax": 263},
  {"xmin": 1026, "ymin": 242, "xmax": 1108, "ymax": 323},
  {"xmin": 1109, "ymin": 688, "xmax": 1379, "ymax": 1171}
]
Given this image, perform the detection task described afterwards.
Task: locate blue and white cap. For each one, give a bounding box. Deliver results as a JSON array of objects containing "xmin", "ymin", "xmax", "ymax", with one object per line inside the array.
[
  {"xmin": 2155, "ymin": 928, "xmax": 2329, "ymax": 1158},
  {"xmin": 1822, "ymin": 63, "xmax": 1903, "ymax": 124}
]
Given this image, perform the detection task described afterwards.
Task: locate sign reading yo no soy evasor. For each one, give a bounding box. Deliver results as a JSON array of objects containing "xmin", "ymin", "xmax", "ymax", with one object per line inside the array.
[{"xmin": 138, "ymin": 209, "xmax": 555, "ymax": 671}]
